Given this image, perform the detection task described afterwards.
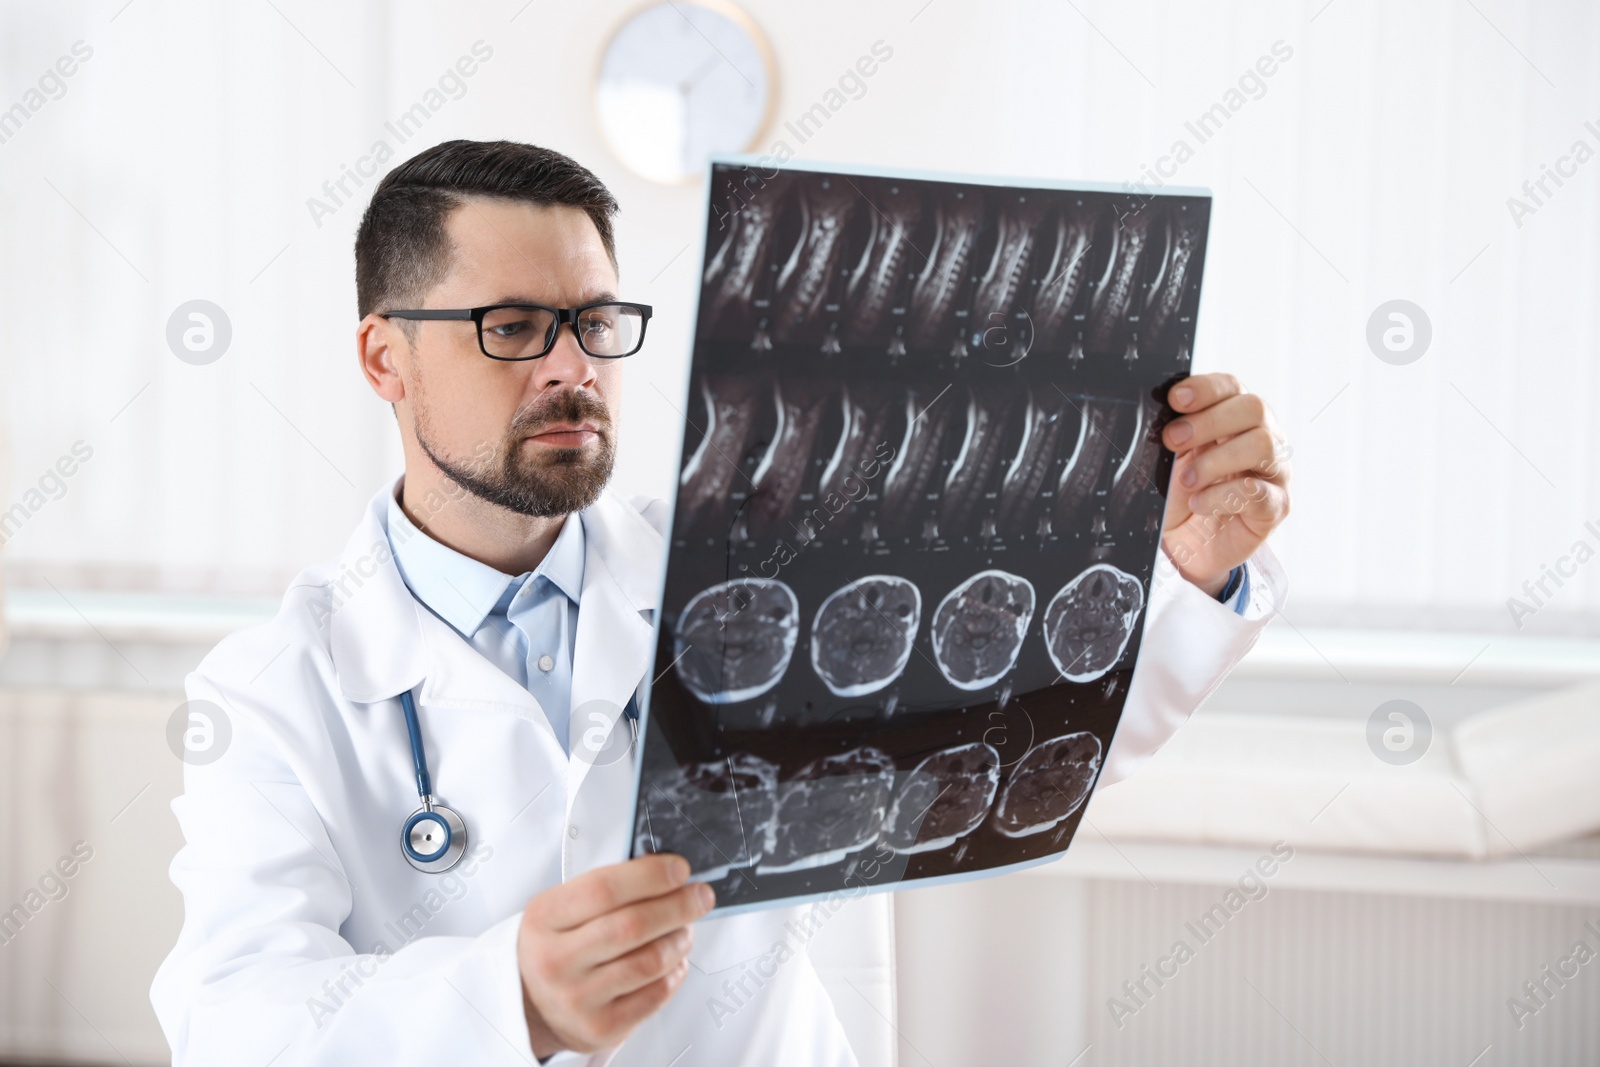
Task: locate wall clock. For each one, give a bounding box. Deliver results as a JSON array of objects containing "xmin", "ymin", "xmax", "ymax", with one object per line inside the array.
[{"xmin": 596, "ymin": 1, "xmax": 776, "ymax": 184}]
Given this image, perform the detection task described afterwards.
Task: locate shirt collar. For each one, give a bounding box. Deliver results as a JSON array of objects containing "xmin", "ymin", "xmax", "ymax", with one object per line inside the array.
[
  {"xmin": 532, "ymin": 510, "xmax": 585, "ymax": 606},
  {"xmin": 385, "ymin": 485, "xmax": 585, "ymax": 640}
]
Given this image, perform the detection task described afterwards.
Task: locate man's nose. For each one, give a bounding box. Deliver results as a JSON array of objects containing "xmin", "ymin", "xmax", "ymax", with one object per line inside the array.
[{"xmin": 534, "ymin": 323, "xmax": 600, "ymax": 391}]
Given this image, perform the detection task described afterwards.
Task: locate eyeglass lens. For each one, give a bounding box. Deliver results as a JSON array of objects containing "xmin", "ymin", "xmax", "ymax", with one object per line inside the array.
[{"xmin": 480, "ymin": 304, "xmax": 643, "ymax": 359}]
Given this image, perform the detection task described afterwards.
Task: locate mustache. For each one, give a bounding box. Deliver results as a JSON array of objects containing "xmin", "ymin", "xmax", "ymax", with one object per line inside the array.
[{"xmin": 513, "ymin": 389, "xmax": 611, "ymax": 437}]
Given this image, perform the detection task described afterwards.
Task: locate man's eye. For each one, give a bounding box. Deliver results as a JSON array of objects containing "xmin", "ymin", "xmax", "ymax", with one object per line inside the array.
[{"xmin": 490, "ymin": 321, "xmax": 528, "ymax": 338}]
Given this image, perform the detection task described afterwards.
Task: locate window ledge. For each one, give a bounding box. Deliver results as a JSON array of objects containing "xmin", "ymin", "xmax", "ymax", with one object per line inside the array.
[
  {"xmin": 1237, "ymin": 622, "xmax": 1600, "ymax": 687},
  {"xmin": 4, "ymin": 588, "xmax": 277, "ymax": 645}
]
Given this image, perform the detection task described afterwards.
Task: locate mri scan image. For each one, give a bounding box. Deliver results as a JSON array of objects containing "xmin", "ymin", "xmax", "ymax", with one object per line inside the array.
[
  {"xmin": 880, "ymin": 741, "xmax": 1001, "ymax": 854},
  {"xmin": 635, "ymin": 753, "xmax": 779, "ymax": 881},
  {"xmin": 1042, "ymin": 565, "xmax": 1146, "ymax": 683},
  {"xmin": 1052, "ymin": 401, "xmax": 1123, "ymax": 532},
  {"xmin": 759, "ymin": 747, "xmax": 897, "ymax": 874},
  {"xmin": 673, "ymin": 579, "xmax": 800, "ymax": 704},
  {"xmin": 930, "ymin": 570, "xmax": 1037, "ymax": 691},
  {"xmin": 842, "ymin": 178, "xmax": 923, "ymax": 348},
  {"xmin": 940, "ymin": 388, "xmax": 1018, "ymax": 537},
  {"xmin": 991, "ymin": 730, "xmax": 1103, "ymax": 839},
  {"xmin": 747, "ymin": 381, "xmax": 832, "ymax": 535},
  {"xmin": 637, "ymin": 164, "xmax": 1209, "ymax": 910},
  {"xmin": 676, "ymin": 375, "xmax": 762, "ymax": 531},
  {"xmin": 810, "ymin": 575, "xmax": 922, "ymax": 698}
]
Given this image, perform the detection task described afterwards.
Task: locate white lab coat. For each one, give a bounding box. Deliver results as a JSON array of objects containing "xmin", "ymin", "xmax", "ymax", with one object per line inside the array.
[{"xmin": 150, "ymin": 475, "xmax": 1284, "ymax": 1066}]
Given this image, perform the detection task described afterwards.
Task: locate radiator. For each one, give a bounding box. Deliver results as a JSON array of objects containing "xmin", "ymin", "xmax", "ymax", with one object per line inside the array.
[
  {"xmin": 1084, "ymin": 880, "xmax": 1600, "ymax": 1065},
  {"xmin": 893, "ymin": 866, "xmax": 1600, "ymax": 1067}
]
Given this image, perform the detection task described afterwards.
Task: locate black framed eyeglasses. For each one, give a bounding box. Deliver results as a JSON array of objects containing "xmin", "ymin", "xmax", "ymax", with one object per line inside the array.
[{"xmin": 380, "ymin": 301, "xmax": 653, "ymax": 360}]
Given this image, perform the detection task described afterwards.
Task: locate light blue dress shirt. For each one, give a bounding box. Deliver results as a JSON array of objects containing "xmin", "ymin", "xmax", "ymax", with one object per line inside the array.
[
  {"xmin": 1219, "ymin": 563, "xmax": 1251, "ymax": 616},
  {"xmin": 384, "ymin": 489, "xmax": 584, "ymax": 755}
]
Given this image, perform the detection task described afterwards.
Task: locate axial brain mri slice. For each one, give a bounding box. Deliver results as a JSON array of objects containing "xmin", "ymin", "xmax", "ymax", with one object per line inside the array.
[
  {"xmin": 991, "ymin": 731, "xmax": 1103, "ymax": 838},
  {"xmin": 810, "ymin": 575, "xmax": 922, "ymax": 698},
  {"xmin": 930, "ymin": 570, "xmax": 1037, "ymax": 691},
  {"xmin": 1042, "ymin": 564, "xmax": 1146, "ymax": 683},
  {"xmin": 880, "ymin": 742, "xmax": 1001, "ymax": 854},
  {"xmin": 673, "ymin": 579, "xmax": 800, "ymax": 704},
  {"xmin": 635, "ymin": 753, "xmax": 779, "ymax": 881},
  {"xmin": 759, "ymin": 747, "xmax": 897, "ymax": 874}
]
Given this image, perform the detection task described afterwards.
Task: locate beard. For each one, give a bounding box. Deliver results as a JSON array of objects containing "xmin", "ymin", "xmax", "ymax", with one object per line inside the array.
[{"xmin": 414, "ymin": 386, "xmax": 617, "ymax": 518}]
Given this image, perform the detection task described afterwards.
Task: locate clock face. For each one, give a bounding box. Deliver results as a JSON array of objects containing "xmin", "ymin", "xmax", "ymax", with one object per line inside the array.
[{"xmin": 596, "ymin": 1, "xmax": 773, "ymax": 184}]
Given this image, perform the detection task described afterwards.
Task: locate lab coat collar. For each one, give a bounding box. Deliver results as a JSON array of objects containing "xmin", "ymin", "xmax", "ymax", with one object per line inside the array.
[
  {"xmin": 330, "ymin": 475, "xmax": 662, "ymax": 728},
  {"xmin": 329, "ymin": 476, "xmax": 429, "ymax": 706}
]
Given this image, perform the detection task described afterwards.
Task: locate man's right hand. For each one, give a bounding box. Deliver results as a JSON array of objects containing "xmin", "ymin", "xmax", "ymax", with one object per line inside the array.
[{"xmin": 517, "ymin": 853, "xmax": 715, "ymax": 1057}]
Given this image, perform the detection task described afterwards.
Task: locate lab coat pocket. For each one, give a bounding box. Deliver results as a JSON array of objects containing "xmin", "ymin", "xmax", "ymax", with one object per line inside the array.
[{"xmin": 688, "ymin": 907, "xmax": 791, "ymax": 974}]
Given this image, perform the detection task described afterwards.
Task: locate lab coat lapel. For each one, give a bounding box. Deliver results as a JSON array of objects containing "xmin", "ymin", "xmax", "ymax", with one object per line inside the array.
[
  {"xmin": 330, "ymin": 476, "xmax": 548, "ymax": 729},
  {"xmin": 329, "ymin": 476, "xmax": 428, "ymax": 705},
  {"xmin": 565, "ymin": 492, "xmax": 664, "ymax": 877}
]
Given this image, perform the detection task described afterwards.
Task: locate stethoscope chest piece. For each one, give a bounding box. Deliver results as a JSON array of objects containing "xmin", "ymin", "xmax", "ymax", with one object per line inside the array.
[
  {"xmin": 402, "ymin": 801, "xmax": 467, "ymax": 873},
  {"xmin": 397, "ymin": 687, "xmax": 469, "ymax": 874}
]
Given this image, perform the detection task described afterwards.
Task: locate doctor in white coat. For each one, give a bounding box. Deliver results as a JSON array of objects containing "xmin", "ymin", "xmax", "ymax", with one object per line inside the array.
[{"xmin": 151, "ymin": 139, "xmax": 1291, "ymax": 1066}]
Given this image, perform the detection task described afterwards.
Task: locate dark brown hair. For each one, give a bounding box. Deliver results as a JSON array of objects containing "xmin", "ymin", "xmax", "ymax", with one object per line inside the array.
[{"xmin": 354, "ymin": 139, "xmax": 619, "ymax": 323}]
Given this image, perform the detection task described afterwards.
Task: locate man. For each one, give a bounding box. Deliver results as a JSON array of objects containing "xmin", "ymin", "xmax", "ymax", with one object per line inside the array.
[{"xmin": 151, "ymin": 139, "xmax": 1289, "ymax": 1065}]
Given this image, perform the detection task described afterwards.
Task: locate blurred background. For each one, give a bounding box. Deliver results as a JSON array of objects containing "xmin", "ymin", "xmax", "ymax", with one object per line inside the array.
[{"xmin": 1, "ymin": 0, "xmax": 1597, "ymax": 1064}]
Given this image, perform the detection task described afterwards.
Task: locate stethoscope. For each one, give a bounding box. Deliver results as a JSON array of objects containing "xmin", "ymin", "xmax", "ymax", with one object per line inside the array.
[
  {"xmin": 399, "ymin": 688, "xmax": 470, "ymax": 873},
  {"xmin": 397, "ymin": 686, "xmax": 641, "ymax": 874}
]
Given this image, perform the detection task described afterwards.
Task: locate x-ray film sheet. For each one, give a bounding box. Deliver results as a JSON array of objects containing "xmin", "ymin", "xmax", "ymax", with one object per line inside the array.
[{"xmin": 630, "ymin": 157, "xmax": 1209, "ymax": 915}]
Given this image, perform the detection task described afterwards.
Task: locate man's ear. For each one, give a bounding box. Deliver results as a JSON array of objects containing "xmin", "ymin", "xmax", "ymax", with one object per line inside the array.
[{"xmin": 357, "ymin": 313, "xmax": 407, "ymax": 404}]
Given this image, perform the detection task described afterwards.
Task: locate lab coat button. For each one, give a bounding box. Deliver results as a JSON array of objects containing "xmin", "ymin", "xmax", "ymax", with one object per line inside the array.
[
  {"xmin": 538, "ymin": 654, "xmax": 555, "ymax": 672},
  {"xmin": 568, "ymin": 825, "xmax": 579, "ymax": 839}
]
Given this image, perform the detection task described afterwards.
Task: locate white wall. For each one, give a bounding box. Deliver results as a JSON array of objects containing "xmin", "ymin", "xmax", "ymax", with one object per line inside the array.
[{"xmin": 3, "ymin": 0, "xmax": 1599, "ymax": 635}]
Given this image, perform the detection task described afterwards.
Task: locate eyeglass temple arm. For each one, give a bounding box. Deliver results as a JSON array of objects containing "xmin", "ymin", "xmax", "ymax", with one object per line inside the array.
[{"xmin": 381, "ymin": 310, "xmax": 474, "ymax": 320}]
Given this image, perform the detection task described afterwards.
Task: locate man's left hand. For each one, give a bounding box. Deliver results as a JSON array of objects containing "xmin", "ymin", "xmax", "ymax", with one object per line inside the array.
[{"xmin": 1158, "ymin": 372, "xmax": 1292, "ymax": 598}]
